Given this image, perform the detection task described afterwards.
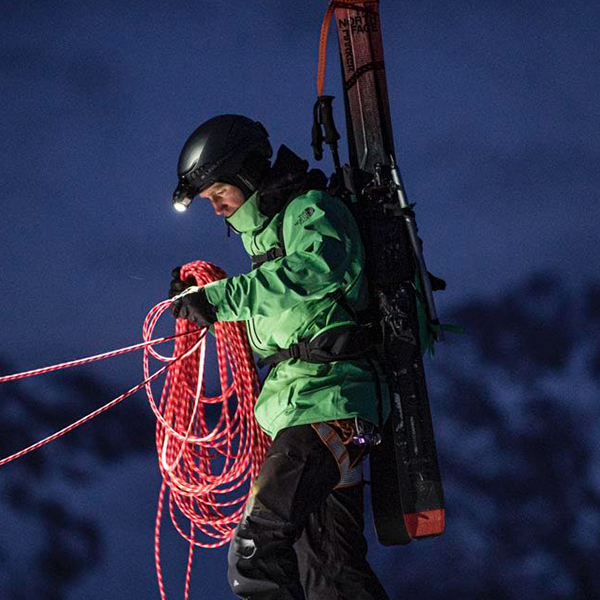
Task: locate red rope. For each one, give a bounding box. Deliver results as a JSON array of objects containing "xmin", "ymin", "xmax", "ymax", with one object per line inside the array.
[
  {"xmin": 0, "ymin": 330, "xmax": 194, "ymax": 384},
  {"xmin": 0, "ymin": 260, "xmax": 270, "ymax": 599},
  {"xmin": 147, "ymin": 260, "xmax": 270, "ymax": 599}
]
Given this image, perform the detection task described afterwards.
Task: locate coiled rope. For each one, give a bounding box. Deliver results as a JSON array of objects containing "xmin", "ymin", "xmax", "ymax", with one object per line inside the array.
[{"xmin": 0, "ymin": 260, "xmax": 270, "ymax": 600}]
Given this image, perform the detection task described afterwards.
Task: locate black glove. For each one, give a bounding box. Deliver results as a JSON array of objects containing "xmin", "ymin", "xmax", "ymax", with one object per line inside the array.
[
  {"xmin": 169, "ymin": 266, "xmax": 196, "ymax": 300},
  {"xmin": 175, "ymin": 288, "xmax": 218, "ymax": 327}
]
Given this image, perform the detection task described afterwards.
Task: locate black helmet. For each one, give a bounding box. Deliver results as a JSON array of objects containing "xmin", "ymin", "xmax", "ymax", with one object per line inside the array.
[{"xmin": 172, "ymin": 114, "xmax": 273, "ymax": 212}]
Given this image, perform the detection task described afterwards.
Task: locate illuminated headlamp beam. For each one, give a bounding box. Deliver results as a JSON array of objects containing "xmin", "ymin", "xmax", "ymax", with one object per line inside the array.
[
  {"xmin": 173, "ymin": 201, "xmax": 188, "ymax": 212},
  {"xmin": 172, "ymin": 181, "xmax": 196, "ymax": 212}
]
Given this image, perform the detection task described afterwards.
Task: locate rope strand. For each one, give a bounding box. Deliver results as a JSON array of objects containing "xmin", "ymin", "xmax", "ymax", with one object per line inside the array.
[{"xmin": 0, "ymin": 260, "xmax": 269, "ymax": 600}]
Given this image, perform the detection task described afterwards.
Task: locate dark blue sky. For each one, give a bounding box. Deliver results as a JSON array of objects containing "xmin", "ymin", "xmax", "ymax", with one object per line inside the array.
[
  {"xmin": 1, "ymin": 0, "xmax": 598, "ymax": 378},
  {"xmin": 1, "ymin": 1, "xmax": 599, "ymax": 598}
]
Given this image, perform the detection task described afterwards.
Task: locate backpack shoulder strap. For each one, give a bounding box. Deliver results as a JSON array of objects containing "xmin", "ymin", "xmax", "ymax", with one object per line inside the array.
[{"xmin": 250, "ymin": 198, "xmax": 295, "ymax": 269}]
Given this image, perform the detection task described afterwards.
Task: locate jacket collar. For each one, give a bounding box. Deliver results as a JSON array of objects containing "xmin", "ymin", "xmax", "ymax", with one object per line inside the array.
[{"xmin": 225, "ymin": 191, "xmax": 268, "ymax": 234}]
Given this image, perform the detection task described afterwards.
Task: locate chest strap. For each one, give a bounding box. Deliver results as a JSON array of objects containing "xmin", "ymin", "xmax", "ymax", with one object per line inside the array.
[
  {"xmin": 250, "ymin": 247, "xmax": 285, "ymax": 269},
  {"xmin": 249, "ymin": 202, "xmax": 289, "ymax": 269}
]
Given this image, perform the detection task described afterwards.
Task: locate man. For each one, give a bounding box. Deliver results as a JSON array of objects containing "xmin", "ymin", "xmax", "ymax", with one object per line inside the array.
[{"xmin": 170, "ymin": 114, "xmax": 390, "ymax": 600}]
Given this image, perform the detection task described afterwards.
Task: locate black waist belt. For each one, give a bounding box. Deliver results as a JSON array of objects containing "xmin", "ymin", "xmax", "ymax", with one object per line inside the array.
[{"xmin": 257, "ymin": 324, "xmax": 375, "ymax": 369}]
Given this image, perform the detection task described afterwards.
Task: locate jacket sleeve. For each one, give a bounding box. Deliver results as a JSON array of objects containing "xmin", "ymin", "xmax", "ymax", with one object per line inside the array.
[{"xmin": 203, "ymin": 192, "xmax": 358, "ymax": 321}]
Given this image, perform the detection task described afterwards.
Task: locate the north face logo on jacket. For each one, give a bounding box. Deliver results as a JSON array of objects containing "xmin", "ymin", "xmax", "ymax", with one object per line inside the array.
[{"xmin": 294, "ymin": 207, "xmax": 315, "ymax": 226}]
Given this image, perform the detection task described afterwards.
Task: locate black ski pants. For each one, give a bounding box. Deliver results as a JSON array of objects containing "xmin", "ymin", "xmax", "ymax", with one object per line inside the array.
[{"xmin": 227, "ymin": 423, "xmax": 389, "ymax": 600}]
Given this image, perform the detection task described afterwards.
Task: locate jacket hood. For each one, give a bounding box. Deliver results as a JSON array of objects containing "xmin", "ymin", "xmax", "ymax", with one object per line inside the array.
[
  {"xmin": 225, "ymin": 145, "xmax": 327, "ymax": 234},
  {"xmin": 256, "ymin": 145, "xmax": 327, "ymax": 218}
]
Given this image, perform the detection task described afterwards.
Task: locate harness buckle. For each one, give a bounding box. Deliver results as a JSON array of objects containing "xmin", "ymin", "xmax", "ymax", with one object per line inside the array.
[
  {"xmin": 266, "ymin": 247, "xmax": 283, "ymax": 261},
  {"xmin": 352, "ymin": 417, "xmax": 382, "ymax": 447},
  {"xmin": 297, "ymin": 339, "xmax": 312, "ymax": 362}
]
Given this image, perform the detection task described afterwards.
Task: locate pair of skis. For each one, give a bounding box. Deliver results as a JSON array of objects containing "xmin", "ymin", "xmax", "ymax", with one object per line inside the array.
[{"xmin": 313, "ymin": 0, "xmax": 445, "ymax": 545}]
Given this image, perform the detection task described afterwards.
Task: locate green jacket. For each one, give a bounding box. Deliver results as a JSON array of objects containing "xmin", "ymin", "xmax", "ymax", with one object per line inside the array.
[{"xmin": 203, "ymin": 188, "xmax": 389, "ymax": 439}]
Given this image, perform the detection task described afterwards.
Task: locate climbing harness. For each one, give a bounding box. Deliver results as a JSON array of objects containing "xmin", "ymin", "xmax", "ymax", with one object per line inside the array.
[{"xmin": 311, "ymin": 421, "xmax": 363, "ymax": 489}]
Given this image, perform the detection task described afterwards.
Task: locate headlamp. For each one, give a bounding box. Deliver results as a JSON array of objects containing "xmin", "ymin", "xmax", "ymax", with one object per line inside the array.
[{"xmin": 172, "ymin": 181, "xmax": 197, "ymax": 212}]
